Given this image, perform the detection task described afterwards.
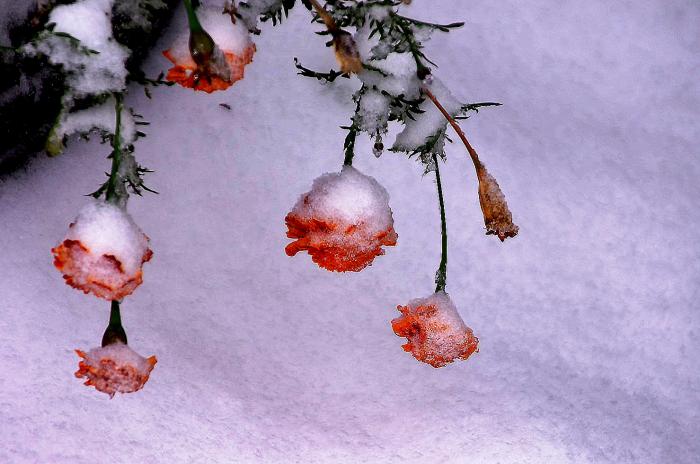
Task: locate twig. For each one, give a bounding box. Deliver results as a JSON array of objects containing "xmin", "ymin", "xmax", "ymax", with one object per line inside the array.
[{"xmin": 423, "ymin": 87, "xmax": 482, "ymax": 171}]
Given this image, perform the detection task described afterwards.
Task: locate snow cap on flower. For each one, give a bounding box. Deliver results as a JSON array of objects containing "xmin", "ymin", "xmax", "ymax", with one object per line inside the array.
[
  {"xmin": 476, "ymin": 163, "xmax": 518, "ymax": 241},
  {"xmin": 285, "ymin": 166, "xmax": 397, "ymax": 272},
  {"xmin": 163, "ymin": 6, "xmax": 255, "ymax": 93},
  {"xmin": 75, "ymin": 343, "xmax": 156, "ymax": 398},
  {"xmin": 392, "ymin": 291, "xmax": 478, "ymax": 368},
  {"xmin": 52, "ymin": 201, "xmax": 152, "ymax": 300}
]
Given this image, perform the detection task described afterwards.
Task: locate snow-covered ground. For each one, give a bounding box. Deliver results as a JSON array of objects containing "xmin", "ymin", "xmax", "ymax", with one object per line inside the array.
[{"xmin": 1, "ymin": 0, "xmax": 698, "ymax": 462}]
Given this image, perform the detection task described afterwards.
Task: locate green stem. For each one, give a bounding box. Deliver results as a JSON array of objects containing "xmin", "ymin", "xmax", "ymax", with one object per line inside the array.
[
  {"xmin": 433, "ymin": 153, "xmax": 448, "ymax": 293},
  {"xmin": 183, "ymin": 0, "xmax": 203, "ymax": 31},
  {"xmin": 102, "ymin": 300, "xmax": 128, "ymax": 347},
  {"xmin": 109, "ymin": 300, "xmax": 122, "ymax": 326},
  {"xmin": 184, "ymin": 0, "xmax": 216, "ymax": 67},
  {"xmin": 343, "ymin": 127, "xmax": 356, "ymax": 166},
  {"xmin": 105, "ymin": 93, "xmax": 123, "ymax": 205}
]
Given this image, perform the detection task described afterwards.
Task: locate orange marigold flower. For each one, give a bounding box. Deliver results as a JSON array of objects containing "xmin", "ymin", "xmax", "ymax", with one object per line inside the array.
[
  {"xmin": 52, "ymin": 201, "xmax": 152, "ymax": 300},
  {"xmin": 285, "ymin": 166, "xmax": 397, "ymax": 272},
  {"xmin": 75, "ymin": 343, "xmax": 157, "ymax": 398},
  {"xmin": 392, "ymin": 292, "xmax": 478, "ymax": 368},
  {"xmin": 163, "ymin": 7, "xmax": 255, "ymax": 93}
]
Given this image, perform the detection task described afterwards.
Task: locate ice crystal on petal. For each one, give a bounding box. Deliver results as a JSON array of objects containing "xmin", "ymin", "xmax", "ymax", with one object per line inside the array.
[
  {"xmin": 392, "ymin": 292, "xmax": 478, "ymax": 368},
  {"xmin": 285, "ymin": 166, "xmax": 397, "ymax": 272}
]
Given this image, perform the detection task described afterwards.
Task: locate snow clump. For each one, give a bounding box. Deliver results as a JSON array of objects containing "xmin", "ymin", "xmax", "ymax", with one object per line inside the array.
[
  {"xmin": 392, "ymin": 77, "xmax": 462, "ymax": 162},
  {"xmin": 285, "ymin": 166, "xmax": 397, "ymax": 272},
  {"xmin": 23, "ymin": 0, "xmax": 129, "ymax": 98},
  {"xmin": 45, "ymin": 96, "xmax": 137, "ymax": 155},
  {"xmin": 392, "ymin": 291, "xmax": 479, "ymax": 368},
  {"xmin": 75, "ymin": 343, "xmax": 157, "ymax": 398},
  {"xmin": 52, "ymin": 201, "xmax": 152, "ymax": 300}
]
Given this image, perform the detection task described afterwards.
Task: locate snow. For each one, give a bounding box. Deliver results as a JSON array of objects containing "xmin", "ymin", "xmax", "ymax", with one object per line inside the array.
[
  {"xmin": 1, "ymin": 0, "xmax": 699, "ymax": 463},
  {"xmin": 356, "ymin": 87, "xmax": 390, "ymax": 135},
  {"xmin": 80, "ymin": 343, "xmax": 153, "ymax": 372},
  {"xmin": 61, "ymin": 201, "xmax": 150, "ymax": 277},
  {"xmin": 354, "ymin": 24, "xmax": 422, "ymax": 100},
  {"xmin": 237, "ymin": 0, "xmax": 286, "ymax": 31},
  {"xmin": 392, "ymin": 291, "xmax": 478, "ymax": 367},
  {"xmin": 392, "ymin": 76, "xmax": 461, "ymax": 153},
  {"xmin": 48, "ymin": 0, "xmax": 115, "ymax": 51},
  {"xmin": 76, "ymin": 343, "xmax": 157, "ymax": 397},
  {"xmin": 20, "ymin": 0, "xmax": 131, "ymax": 153},
  {"xmin": 52, "ymin": 201, "xmax": 152, "ymax": 300},
  {"xmin": 23, "ymin": 0, "xmax": 129, "ymax": 98},
  {"xmin": 292, "ymin": 166, "xmax": 393, "ymax": 227},
  {"xmin": 358, "ymin": 49, "xmax": 421, "ymax": 99},
  {"xmin": 285, "ymin": 166, "xmax": 397, "ymax": 271},
  {"xmin": 165, "ymin": 5, "xmax": 253, "ymax": 66},
  {"xmin": 52, "ymin": 97, "xmax": 138, "ymax": 146}
]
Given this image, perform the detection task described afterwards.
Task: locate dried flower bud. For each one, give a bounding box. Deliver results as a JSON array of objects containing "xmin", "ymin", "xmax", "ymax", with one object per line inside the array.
[
  {"xmin": 332, "ymin": 30, "xmax": 363, "ymax": 75},
  {"xmin": 476, "ymin": 163, "xmax": 518, "ymax": 241}
]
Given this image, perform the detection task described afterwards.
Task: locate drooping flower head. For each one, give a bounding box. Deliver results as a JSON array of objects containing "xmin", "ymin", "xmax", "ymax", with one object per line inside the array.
[
  {"xmin": 476, "ymin": 163, "xmax": 518, "ymax": 241},
  {"xmin": 163, "ymin": 6, "xmax": 255, "ymax": 93},
  {"xmin": 75, "ymin": 343, "xmax": 157, "ymax": 398},
  {"xmin": 285, "ymin": 166, "xmax": 397, "ymax": 272},
  {"xmin": 52, "ymin": 201, "xmax": 152, "ymax": 300},
  {"xmin": 392, "ymin": 291, "xmax": 478, "ymax": 368}
]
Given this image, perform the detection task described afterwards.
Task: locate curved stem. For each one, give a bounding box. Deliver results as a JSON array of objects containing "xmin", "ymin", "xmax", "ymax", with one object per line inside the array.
[
  {"xmin": 105, "ymin": 93, "xmax": 123, "ymax": 205},
  {"xmin": 433, "ymin": 153, "xmax": 448, "ymax": 293},
  {"xmin": 423, "ymin": 87, "xmax": 482, "ymax": 171}
]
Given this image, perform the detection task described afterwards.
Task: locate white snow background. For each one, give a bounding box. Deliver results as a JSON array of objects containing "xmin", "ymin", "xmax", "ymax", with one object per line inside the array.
[{"xmin": 1, "ymin": 0, "xmax": 699, "ymax": 462}]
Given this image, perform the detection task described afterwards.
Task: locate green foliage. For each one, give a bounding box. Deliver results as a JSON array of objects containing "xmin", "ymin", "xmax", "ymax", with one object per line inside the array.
[
  {"xmin": 293, "ymin": 57, "xmax": 348, "ymax": 82},
  {"xmin": 238, "ymin": 0, "xmax": 311, "ymax": 32},
  {"xmin": 38, "ymin": 25, "xmax": 101, "ymax": 55},
  {"xmin": 89, "ymin": 95, "xmax": 156, "ymax": 205},
  {"xmin": 128, "ymin": 70, "xmax": 175, "ymax": 99}
]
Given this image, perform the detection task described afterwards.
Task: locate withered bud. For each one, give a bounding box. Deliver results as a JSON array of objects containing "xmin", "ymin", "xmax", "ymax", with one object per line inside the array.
[
  {"xmin": 476, "ymin": 163, "xmax": 519, "ymax": 241},
  {"xmin": 332, "ymin": 30, "xmax": 363, "ymax": 75}
]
